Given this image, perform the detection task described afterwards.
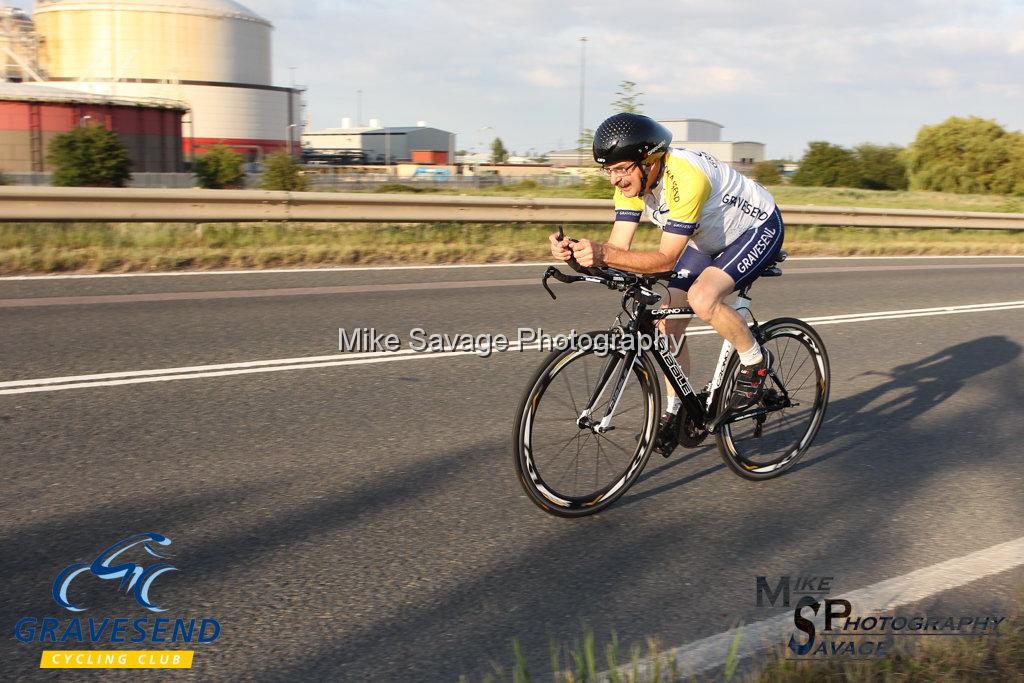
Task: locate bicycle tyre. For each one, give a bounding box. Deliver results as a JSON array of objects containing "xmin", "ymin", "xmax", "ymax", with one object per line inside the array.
[
  {"xmin": 713, "ymin": 318, "xmax": 830, "ymax": 480},
  {"xmin": 512, "ymin": 332, "xmax": 661, "ymax": 517}
]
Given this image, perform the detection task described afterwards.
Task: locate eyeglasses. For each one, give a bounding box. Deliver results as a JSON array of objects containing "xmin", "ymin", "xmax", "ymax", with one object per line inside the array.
[{"xmin": 601, "ymin": 162, "xmax": 637, "ymax": 179}]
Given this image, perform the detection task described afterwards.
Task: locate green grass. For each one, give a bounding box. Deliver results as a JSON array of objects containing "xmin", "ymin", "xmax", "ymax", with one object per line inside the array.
[
  {"xmin": 472, "ymin": 603, "xmax": 1023, "ymax": 682},
  {"xmin": 0, "ymin": 220, "xmax": 1021, "ymax": 274},
  {"xmin": 768, "ymin": 186, "xmax": 1024, "ymax": 214},
  {"xmin": 349, "ymin": 179, "xmax": 1024, "ymax": 213},
  {"xmin": 1, "ymin": 182, "xmax": 1022, "ymax": 274}
]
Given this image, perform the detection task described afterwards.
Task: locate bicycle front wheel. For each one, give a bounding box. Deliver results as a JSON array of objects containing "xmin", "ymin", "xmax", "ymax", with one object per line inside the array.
[
  {"xmin": 512, "ymin": 334, "xmax": 660, "ymax": 517},
  {"xmin": 715, "ymin": 318, "xmax": 830, "ymax": 480}
]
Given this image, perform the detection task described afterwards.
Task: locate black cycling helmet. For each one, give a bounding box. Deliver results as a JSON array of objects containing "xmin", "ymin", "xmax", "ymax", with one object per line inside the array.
[{"xmin": 592, "ymin": 113, "xmax": 673, "ymax": 166}]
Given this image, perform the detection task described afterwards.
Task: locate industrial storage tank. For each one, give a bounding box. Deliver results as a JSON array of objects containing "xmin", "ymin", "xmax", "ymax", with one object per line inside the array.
[
  {"xmin": 0, "ymin": 82, "xmax": 186, "ymax": 173},
  {"xmin": 31, "ymin": 0, "xmax": 300, "ymax": 161}
]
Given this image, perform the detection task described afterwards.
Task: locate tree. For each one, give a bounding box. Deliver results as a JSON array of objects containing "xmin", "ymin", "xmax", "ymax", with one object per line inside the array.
[
  {"xmin": 751, "ymin": 160, "xmax": 782, "ymax": 185},
  {"xmin": 194, "ymin": 144, "xmax": 246, "ymax": 189},
  {"xmin": 792, "ymin": 141, "xmax": 860, "ymax": 187},
  {"xmin": 612, "ymin": 80, "xmax": 644, "ymax": 113},
  {"xmin": 261, "ymin": 150, "xmax": 309, "ymax": 191},
  {"xmin": 576, "ymin": 128, "xmax": 594, "ymax": 152},
  {"xmin": 853, "ymin": 144, "xmax": 908, "ymax": 191},
  {"xmin": 906, "ymin": 116, "xmax": 1024, "ymax": 194},
  {"xmin": 490, "ymin": 137, "xmax": 509, "ymax": 164},
  {"xmin": 47, "ymin": 123, "xmax": 132, "ymax": 187}
]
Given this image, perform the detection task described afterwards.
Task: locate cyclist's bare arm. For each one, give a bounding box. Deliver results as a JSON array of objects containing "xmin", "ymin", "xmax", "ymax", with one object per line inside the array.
[
  {"xmin": 607, "ymin": 220, "xmax": 640, "ymax": 250},
  {"xmin": 573, "ymin": 231, "xmax": 688, "ymax": 273},
  {"xmin": 549, "ymin": 220, "xmax": 642, "ymax": 261}
]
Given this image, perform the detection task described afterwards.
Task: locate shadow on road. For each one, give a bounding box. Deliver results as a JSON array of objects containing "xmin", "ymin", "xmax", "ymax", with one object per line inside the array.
[{"xmin": 2, "ymin": 336, "xmax": 1020, "ymax": 682}]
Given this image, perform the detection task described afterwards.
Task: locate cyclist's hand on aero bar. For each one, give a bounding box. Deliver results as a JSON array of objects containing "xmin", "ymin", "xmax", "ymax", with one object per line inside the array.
[
  {"xmin": 549, "ymin": 231, "xmax": 573, "ymax": 261},
  {"xmin": 569, "ymin": 238, "xmax": 604, "ymax": 268}
]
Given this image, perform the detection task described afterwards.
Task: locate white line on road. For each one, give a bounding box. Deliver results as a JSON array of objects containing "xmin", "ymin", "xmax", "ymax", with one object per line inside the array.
[
  {"xmin": 1, "ymin": 256, "xmax": 1022, "ymax": 281},
  {"xmin": 2, "ymin": 300, "xmax": 1022, "ymax": 395},
  {"xmin": 604, "ymin": 535, "xmax": 1024, "ymax": 681}
]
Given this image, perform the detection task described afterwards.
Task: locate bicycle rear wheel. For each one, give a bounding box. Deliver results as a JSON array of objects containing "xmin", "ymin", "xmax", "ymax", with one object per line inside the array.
[
  {"xmin": 512, "ymin": 333, "xmax": 660, "ymax": 516},
  {"xmin": 714, "ymin": 318, "xmax": 830, "ymax": 480}
]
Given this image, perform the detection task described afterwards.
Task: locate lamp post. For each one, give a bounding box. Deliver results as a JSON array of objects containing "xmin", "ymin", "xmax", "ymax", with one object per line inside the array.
[
  {"xmin": 578, "ymin": 36, "xmax": 587, "ymax": 165},
  {"xmin": 285, "ymin": 123, "xmax": 297, "ymax": 158},
  {"xmin": 474, "ymin": 125, "xmax": 493, "ymax": 187}
]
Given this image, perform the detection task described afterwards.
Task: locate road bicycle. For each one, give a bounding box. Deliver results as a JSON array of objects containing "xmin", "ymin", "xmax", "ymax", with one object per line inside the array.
[{"xmin": 512, "ymin": 248, "xmax": 830, "ymax": 517}]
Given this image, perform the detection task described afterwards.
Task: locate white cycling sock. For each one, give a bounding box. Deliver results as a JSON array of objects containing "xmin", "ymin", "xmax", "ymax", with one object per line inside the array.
[
  {"xmin": 738, "ymin": 343, "xmax": 763, "ymax": 367},
  {"xmin": 665, "ymin": 396, "xmax": 682, "ymax": 415}
]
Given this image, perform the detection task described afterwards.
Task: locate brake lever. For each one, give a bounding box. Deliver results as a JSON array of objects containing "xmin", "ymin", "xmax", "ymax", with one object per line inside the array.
[{"xmin": 542, "ymin": 265, "xmax": 584, "ymax": 300}]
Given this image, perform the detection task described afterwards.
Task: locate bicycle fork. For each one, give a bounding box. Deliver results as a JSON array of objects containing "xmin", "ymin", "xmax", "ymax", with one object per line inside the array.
[{"xmin": 576, "ymin": 346, "xmax": 638, "ymax": 434}]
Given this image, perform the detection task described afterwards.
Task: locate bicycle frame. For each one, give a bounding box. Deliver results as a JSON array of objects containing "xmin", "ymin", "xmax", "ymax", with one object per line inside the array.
[{"xmin": 577, "ymin": 295, "xmax": 753, "ymax": 433}]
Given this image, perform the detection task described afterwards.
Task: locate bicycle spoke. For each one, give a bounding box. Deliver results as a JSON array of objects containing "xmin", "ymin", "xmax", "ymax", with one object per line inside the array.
[
  {"xmin": 785, "ymin": 353, "xmax": 810, "ymax": 386},
  {"xmin": 787, "ymin": 368, "xmax": 817, "ymax": 396},
  {"xmin": 597, "ymin": 440, "xmax": 620, "ymax": 473},
  {"xmin": 563, "ymin": 372, "xmax": 580, "ymax": 415},
  {"xmin": 544, "ymin": 431, "xmax": 585, "ymax": 474},
  {"xmin": 551, "ymin": 432, "xmax": 586, "ymax": 489}
]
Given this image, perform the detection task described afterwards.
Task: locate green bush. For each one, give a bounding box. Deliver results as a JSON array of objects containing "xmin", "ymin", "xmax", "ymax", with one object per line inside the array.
[
  {"xmin": 47, "ymin": 124, "xmax": 132, "ymax": 187},
  {"xmin": 854, "ymin": 143, "xmax": 909, "ymax": 190},
  {"xmin": 260, "ymin": 151, "xmax": 310, "ymax": 191},
  {"xmin": 907, "ymin": 116, "xmax": 1024, "ymax": 195},
  {"xmin": 792, "ymin": 142, "xmax": 860, "ymax": 187},
  {"xmin": 792, "ymin": 141, "xmax": 908, "ymax": 191},
  {"xmin": 752, "ymin": 160, "xmax": 782, "ymax": 185},
  {"xmin": 194, "ymin": 144, "xmax": 245, "ymax": 189}
]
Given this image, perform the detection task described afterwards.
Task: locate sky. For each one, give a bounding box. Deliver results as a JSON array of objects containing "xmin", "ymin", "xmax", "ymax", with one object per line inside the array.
[{"xmin": 28, "ymin": 1, "xmax": 1024, "ymax": 159}]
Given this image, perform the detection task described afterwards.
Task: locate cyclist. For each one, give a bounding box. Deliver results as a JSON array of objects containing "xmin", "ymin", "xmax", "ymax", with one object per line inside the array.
[{"xmin": 548, "ymin": 113, "xmax": 784, "ymax": 452}]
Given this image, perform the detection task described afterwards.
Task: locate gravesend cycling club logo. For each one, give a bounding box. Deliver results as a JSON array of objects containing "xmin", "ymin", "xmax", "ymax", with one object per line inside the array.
[
  {"xmin": 755, "ymin": 575, "xmax": 1008, "ymax": 660},
  {"xmin": 53, "ymin": 532, "xmax": 177, "ymax": 612},
  {"xmin": 13, "ymin": 533, "xmax": 221, "ymax": 670}
]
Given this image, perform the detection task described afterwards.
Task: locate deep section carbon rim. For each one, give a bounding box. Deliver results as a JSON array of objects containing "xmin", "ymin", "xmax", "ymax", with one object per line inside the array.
[
  {"xmin": 718, "ymin": 321, "xmax": 829, "ymax": 477},
  {"xmin": 516, "ymin": 345, "xmax": 658, "ymax": 514}
]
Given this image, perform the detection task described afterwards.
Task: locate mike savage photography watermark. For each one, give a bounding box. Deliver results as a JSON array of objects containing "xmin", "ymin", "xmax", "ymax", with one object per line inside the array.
[{"xmin": 338, "ymin": 327, "xmax": 686, "ymax": 359}]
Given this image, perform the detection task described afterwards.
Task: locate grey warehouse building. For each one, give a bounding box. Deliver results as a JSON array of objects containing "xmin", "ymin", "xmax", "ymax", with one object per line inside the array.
[
  {"xmin": 360, "ymin": 126, "xmax": 455, "ymax": 164},
  {"xmin": 302, "ymin": 122, "xmax": 455, "ymax": 164}
]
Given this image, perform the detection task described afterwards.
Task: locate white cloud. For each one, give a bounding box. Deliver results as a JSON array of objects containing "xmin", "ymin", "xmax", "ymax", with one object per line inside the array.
[{"xmin": 522, "ymin": 67, "xmax": 568, "ymax": 88}]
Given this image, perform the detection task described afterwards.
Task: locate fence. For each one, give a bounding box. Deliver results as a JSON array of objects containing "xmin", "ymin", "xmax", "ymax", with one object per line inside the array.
[
  {"xmin": 0, "ymin": 186, "xmax": 1021, "ymax": 229},
  {"xmin": 0, "ymin": 171, "xmax": 584, "ymax": 192}
]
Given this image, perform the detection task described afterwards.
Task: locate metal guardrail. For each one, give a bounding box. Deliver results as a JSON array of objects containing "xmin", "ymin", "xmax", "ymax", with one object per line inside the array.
[{"xmin": 0, "ymin": 186, "xmax": 1021, "ymax": 229}]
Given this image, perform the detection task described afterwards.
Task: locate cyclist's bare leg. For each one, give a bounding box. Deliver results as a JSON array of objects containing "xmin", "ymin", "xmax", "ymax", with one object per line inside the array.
[
  {"xmin": 686, "ymin": 267, "xmax": 757, "ymax": 353},
  {"xmin": 657, "ymin": 287, "xmax": 691, "ymax": 403}
]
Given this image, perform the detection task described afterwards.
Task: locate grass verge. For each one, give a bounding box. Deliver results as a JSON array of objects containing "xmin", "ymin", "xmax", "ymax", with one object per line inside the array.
[
  {"xmin": 0, "ymin": 222, "xmax": 1021, "ymax": 275},
  {"xmin": 472, "ymin": 599, "xmax": 1023, "ymax": 682},
  {"xmin": 357, "ymin": 180, "xmax": 1024, "ymax": 214}
]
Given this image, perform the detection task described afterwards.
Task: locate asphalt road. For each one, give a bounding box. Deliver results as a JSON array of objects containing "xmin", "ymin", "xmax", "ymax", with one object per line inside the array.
[{"xmin": 2, "ymin": 257, "xmax": 1023, "ymax": 681}]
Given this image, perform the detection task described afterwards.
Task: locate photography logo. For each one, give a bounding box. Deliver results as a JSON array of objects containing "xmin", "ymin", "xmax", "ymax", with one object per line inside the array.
[
  {"xmin": 756, "ymin": 575, "xmax": 1007, "ymax": 660},
  {"xmin": 14, "ymin": 532, "xmax": 221, "ymax": 670},
  {"xmin": 53, "ymin": 532, "xmax": 177, "ymax": 613}
]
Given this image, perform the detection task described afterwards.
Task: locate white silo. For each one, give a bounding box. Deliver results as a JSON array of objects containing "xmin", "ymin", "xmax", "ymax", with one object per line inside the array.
[{"xmin": 31, "ymin": 0, "xmax": 301, "ymax": 161}]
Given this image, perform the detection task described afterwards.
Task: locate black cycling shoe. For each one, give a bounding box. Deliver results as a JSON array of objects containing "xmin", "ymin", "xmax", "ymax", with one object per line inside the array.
[
  {"xmin": 727, "ymin": 348, "xmax": 773, "ymax": 413},
  {"xmin": 654, "ymin": 412, "xmax": 680, "ymax": 458}
]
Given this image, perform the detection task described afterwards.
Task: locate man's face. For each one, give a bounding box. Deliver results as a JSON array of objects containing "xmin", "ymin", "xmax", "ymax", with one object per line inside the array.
[{"xmin": 604, "ymin": 161, "xmax": 642, "ymax": 197}]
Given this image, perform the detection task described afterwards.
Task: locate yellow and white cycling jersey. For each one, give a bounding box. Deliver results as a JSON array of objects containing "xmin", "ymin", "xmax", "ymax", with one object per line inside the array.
[{"xmin": 613, "ymin": 147, "xmax": 777, "ymax": 254}]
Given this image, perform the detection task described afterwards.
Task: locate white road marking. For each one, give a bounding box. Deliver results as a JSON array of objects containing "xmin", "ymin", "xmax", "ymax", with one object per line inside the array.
[
  {"xmin": 0, "ymin": 256, "xmax": 1021, "ymax": 281},
  {"xmin": 1, "ymin": 300, "xmax": 1022, "ymax": 395},
  {"xmin": 0, "ymin": 262, "xmax": 554, "ymax": 281},
  {"xmin": 604, "ymin": 535, "xmax": 1024, "ymax": 681}
]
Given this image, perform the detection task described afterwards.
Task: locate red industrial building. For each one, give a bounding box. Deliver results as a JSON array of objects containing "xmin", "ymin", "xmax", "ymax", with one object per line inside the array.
[{"xmin": 0, "ymin": 82, "xmax": 186, "ymax": 173}]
